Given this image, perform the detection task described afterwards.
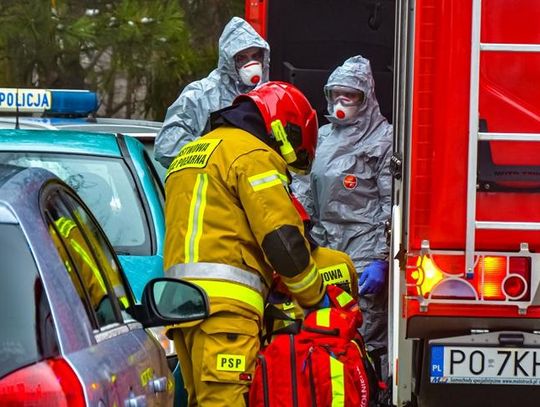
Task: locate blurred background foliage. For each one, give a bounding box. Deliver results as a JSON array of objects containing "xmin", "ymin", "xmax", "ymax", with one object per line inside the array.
[{"xmin": 0, "ymin": 0, "xmax": 244, "ymax": 120}]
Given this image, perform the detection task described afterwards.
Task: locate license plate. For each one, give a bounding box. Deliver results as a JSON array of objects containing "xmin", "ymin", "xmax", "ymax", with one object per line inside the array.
[{"xmin": 430, "ymin": 345, "xmax": 540, "ymax": 385}]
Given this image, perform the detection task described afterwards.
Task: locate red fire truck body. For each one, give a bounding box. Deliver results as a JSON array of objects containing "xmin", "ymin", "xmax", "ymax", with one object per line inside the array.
[
  {"xmin": 393, "ymin": 0, "xmax": 540, "ymax": 405},
  {"xmin": 246, "ymin": 0, "xmax": 540, "ymax": 405}
]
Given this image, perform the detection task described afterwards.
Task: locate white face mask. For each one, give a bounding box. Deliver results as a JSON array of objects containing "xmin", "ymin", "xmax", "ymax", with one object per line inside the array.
[
  {"xmin": 238, "ymin": 61, "xmax": 263, "ymax": 87},
  {"xmin": 332, "ymin": 102, "xmax": 359, "ymax": 121}
]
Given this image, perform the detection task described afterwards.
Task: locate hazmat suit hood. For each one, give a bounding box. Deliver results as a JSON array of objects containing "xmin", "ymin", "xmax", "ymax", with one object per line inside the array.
[
  {"xmin": 217, "ymin": 16, "xmax": 270, "ymax": 93},
  {"xmin": 154, "ymin": 17, "xmax": 270, "ymax": 168},
  {"xmin": 324, "ymin": 55, "xmax": 385, "ymax": 139}
]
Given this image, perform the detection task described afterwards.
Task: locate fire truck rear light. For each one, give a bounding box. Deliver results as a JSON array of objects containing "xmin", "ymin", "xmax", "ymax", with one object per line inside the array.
[
  {"xmin": 502, "ymin": 274, "xmax": 528, "ymax": 300},
  {"xmin": 407, "ymin": 254, "xmax": 533, "ymax": 303},
  {"xmin": 0, "ymin": 358, "xmax": 85, "ymax": 406},
  {"xmin": 509, "ymin": 257, "xmax": 531, "ymax": 276},
  {"xmin": 411, "ymin": 256, "xmax": 444, "ymax": 297},
  {"xmin": 507, "ymin": 257, "xmax": 531, "ymax": 300},
  {"xmin": 481, "ymin": 256, "xmax": 506, "ymax": 300}
]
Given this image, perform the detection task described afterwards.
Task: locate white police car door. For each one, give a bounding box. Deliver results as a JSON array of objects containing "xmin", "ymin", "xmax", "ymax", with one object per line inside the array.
[{"xmin": 43, "ymin": 186, "xmax": 172, "ymax": 406}]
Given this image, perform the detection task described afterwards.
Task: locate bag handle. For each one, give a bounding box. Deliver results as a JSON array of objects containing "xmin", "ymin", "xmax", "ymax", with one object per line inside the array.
[{"xmin": 302, "ymin": 325, "xmax": 340, "ymax": 336}]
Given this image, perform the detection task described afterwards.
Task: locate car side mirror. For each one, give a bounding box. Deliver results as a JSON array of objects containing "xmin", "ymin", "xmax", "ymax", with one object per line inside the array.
[{"xmin": 132, "ymin": 278, "xmax": 209, "ymax": 327}]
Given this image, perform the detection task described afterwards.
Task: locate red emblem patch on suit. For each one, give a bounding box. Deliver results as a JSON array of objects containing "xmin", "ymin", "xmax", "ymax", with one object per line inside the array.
[{"xmin": 343, "ymin": 174, "xmax": 357, "ymax": 190}]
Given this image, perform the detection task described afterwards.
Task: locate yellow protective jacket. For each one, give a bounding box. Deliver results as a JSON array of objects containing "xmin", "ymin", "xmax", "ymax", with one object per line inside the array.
[{"xmin": 164, "ymin": 126, "xmax": 325, "ymax": 322}]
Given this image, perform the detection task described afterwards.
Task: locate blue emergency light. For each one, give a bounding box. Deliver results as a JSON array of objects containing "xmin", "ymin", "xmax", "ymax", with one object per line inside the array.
[
  {"xmin": 0, "ymin": 88, "xmax": 99, "ymax": 117},
  {"xmin": 48, "ymin": 90, "xmax": 99, "ymax": 116}
]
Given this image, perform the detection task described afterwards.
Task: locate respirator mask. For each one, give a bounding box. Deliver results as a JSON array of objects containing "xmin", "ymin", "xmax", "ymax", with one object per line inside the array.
[
  {"xmin": 238, "ymin": 61, "xmax": 263, "ymax": 86},
  {"xmin": 332, "ymin": 99, "xmax": 360, "ymax": 121},
  {"xmin": 324, "ymin": 86, "xmax": 365, "ymax": 122},
  {"xmin": 235, "ymin": 47, "xmax": 264, "ymax": 87}
]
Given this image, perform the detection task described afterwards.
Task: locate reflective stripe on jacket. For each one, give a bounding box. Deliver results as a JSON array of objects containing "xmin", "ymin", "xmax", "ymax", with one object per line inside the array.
[{"xmin": 168, "ymin": 263, "xmax": 267, "ymax": 316}]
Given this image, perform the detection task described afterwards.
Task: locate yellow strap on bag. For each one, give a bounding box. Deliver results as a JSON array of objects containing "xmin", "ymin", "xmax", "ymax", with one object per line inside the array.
[{"xmin": 329, "ymin": 356, "xmax": 346, "ymax": 406}]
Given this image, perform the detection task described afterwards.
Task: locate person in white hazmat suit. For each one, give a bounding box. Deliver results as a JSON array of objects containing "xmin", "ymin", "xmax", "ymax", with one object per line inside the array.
[
  {"xmin": 154, "ymin": 16, "xmax": 270, "ymax": 168},
  {"xmin": 292, "ymin": 55, "xmax": 392, "ymax": 383}
]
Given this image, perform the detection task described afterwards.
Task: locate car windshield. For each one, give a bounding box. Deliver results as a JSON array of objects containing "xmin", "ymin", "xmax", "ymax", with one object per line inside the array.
[
  {"xmin": 0, "ymin": 152, "xmax": 150, "ymax": 255},
  {"xmin": 0, "ymin": 223, "xmax": 58, "ymax": 379}
]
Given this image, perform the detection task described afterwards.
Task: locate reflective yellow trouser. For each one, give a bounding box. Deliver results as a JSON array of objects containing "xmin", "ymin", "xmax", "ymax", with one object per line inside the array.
[{"xmin": 172, "ymin": 312, "xmax": 260, "ymax": 406}]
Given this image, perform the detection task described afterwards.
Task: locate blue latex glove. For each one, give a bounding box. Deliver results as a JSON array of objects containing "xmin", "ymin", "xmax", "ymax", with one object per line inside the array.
[{"xmin": 358, "ymin": 260, "xmax": 388, "ymax": 295}]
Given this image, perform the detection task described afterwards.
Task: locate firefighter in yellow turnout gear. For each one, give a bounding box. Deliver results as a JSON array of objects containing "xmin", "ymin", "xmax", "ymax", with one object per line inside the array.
[{"xmin": 164, "ymin": 82, "xmax": 324, "ymax": 406}]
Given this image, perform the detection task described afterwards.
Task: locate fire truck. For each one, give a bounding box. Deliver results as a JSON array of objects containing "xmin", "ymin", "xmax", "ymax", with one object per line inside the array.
[
  {"xmin": 246, "ymin": 0, "xmax": 540, "ymax": 405},
  {"xmin": 391, "ymin": 0, "xmax": 540, "ymax": 405}
]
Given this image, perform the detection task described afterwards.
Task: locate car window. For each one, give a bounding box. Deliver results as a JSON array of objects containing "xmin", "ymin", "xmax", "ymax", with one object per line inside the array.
[
  {"xmin": 47, "ymin": 221, "xmax": 98, "ymax": 325},
  {"xmin": 143, "ymin": 150, "xmax": 164, "ymax": 206},
  {"xmin": 0, "ymin": 152, "xmax": 150, "ymax": 255},
  {"xmin": 0, "ymin": 223, "xmax": 59, "ymax": 379},
  {"xmin": 45, "ymin": 192, "xmax": 120, "ymax": 328},
  {"xmin": 60, "ymin": 190, "xmax": 135, "ymax": 321}
]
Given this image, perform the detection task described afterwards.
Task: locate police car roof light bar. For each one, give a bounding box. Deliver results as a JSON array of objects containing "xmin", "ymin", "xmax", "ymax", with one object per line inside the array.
[
  {"xmin": 0, "ymin": 88, "xmax": 99, "ymax": 117},
  {"xmin": 48, "ymin": 90, "xmax": 99, "ymax": 117}
]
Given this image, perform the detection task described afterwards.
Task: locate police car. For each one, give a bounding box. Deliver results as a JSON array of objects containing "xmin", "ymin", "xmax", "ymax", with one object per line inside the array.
[
  {"xmin": 0, "ymin": 88, "xmax": 190, "ymax": 404},
  {"xmin": 0, "ymin": 164, "xmax": 208, "ymax": 406}
]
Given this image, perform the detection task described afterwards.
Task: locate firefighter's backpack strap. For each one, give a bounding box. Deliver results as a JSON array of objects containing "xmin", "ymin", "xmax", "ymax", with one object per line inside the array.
[{"xmin": 262, "ymin": 303, "xmax": 302, "ymax": 345}]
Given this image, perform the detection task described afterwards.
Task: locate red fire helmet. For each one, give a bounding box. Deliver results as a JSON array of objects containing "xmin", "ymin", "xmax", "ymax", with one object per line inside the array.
[{"xmin": 235, "ymin": 81, "xmax": 318, "ymax": 173}]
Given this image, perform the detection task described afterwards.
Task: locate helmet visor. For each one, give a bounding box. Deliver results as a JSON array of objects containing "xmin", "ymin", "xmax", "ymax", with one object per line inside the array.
[{"xmin": 324, "ymin": 86, "xmax": 365, "ymax": 106}]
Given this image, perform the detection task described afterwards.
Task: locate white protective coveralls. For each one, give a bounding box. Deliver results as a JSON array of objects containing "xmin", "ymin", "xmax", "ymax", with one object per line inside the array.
[
  {"xmin": 292, "ymin": 55, "xmax": 392, "ymax": 380},
  {"xmin": 154, "ymin": 17, "xmax": 270, "ymax": 168}
]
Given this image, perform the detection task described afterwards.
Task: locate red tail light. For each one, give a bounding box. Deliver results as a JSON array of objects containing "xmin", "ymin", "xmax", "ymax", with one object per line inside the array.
[
  {"xmin": 0, "ymin": 358, "xmax": 85, "ymax": 406},
  {"xmin": 504, "ymin": 257, "xmax": 531, "ymax": 300},
  {"xmin": 407, "ymin": 254, "xmax": 532, "ymax": 302},
  {"xmin": 503, "ymin": 275, "xmax": 527, "ymax": 299}
]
